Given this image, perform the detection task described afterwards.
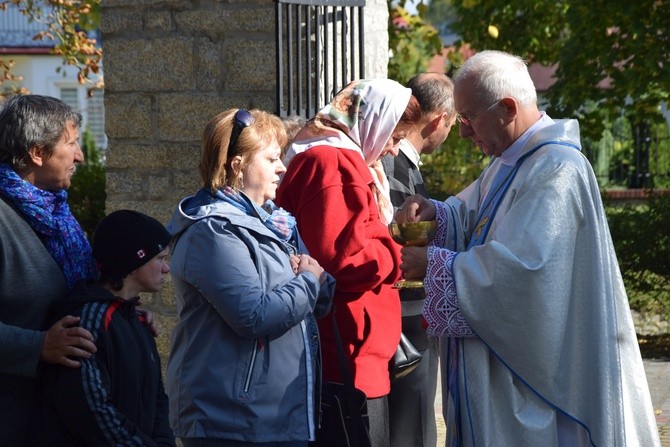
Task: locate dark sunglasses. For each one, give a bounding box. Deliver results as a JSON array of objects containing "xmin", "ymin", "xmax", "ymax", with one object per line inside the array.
[{"xmin": 228, "ymin": 109, "xmax": 255, "ymax": 155}]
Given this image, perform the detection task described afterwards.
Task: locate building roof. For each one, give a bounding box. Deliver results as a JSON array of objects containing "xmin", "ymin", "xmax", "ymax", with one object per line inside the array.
[
  {"xmin": 428, "ymin": 47, "xmax": 558, "ymax": 92},
  {"xmin": 0, "ymin": 4, "xmax": 57, "ymax": 51}
]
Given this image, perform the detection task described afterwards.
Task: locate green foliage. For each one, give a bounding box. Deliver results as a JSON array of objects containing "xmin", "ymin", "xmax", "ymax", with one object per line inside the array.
[
  {"xmin": 387, "ymin": 1, "xmax": 482, "ymax": 199},
  {"xmin": 421, "ymin": 130, "xmax": 487, "ymax": 200},
  {"xmin": 388, "ymin": 1, "xmax": 444, "ymax": 85},
  {"xmin": 68, "ymin": 128, "xmax": 105, "ymax": 240},
  {"xmin": 428, "ymin": 0, "xmax": 670, "ymax": 141},
  {"xmin": 606, "ymin": 193, "xmax": 670, "ymax": 320}
]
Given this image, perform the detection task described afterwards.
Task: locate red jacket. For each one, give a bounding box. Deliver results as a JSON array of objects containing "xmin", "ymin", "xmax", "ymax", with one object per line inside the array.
[{"xmin": 277, "ymin": 146, "xmax": 402, "ymax": 397}]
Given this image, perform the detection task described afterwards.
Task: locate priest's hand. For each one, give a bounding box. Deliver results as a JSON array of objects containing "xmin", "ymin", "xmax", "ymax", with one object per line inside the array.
[{"xmin": 395, "ymin": 194, "xmax": 436, "ymax": 223}]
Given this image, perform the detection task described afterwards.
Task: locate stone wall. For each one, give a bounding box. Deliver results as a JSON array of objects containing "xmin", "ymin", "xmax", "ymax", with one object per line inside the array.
[{"xmin": 101, "ymin": 0, "xmax": 390, "ymax": 357}]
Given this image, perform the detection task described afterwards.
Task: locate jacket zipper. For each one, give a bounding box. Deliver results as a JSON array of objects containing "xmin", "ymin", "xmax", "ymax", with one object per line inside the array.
[
  {"xmin": 126, "ymin": 302, "xmax": 150, "ymax": 428},
  {"xmin": 315, "ymin": 323, "xmax": 323, "ymax": 429},
  {"xmin": 244, "ymin": 339, "xmax": 259, "ymax": 393}
]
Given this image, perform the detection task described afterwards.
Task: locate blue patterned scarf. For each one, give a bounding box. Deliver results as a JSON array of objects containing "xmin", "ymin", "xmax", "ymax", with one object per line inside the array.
[
  {"xmin": 0, "ymin": 164, "xmax": 97, "ymax": 288},
  {"xmin": 217, "ymin": 186, "xmax": 296, "ymax": 242}
]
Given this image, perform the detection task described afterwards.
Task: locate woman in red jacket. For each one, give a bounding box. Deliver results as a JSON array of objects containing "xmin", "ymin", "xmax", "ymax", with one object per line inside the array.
[{"xmin": 277, "ymin": 79, "xmax": 421, "ymax": 447}]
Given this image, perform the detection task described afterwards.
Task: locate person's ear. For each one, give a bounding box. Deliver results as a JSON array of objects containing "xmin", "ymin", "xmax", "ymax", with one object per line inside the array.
[
  {"xmin": 230, "ymin": 155, "xmax": 243, "ymax": 176},
  {"xmin": 423, "ymin": 113, "xmax": 444, "ymax": 135},
  {"xmin": 500, "ymin": 97, "xmax": 518, "ymax": 121},
  {"xmin": 27, "ymin": 146, "xmax": 46, "ymax": 167},
  {"xmin": 437, "ymin": 112, "xmax": 451, "ymax": 129}
]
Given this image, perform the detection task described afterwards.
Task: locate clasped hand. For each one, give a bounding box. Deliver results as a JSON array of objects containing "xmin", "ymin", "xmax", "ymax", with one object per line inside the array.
[{"xmin": 290, "ymin": 254, "xmax": 326, "ymax": 284}]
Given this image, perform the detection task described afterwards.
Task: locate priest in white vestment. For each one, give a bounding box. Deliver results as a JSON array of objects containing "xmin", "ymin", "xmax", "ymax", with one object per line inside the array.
[{"xmin": 396, "ymin": 50, "xmax": 660, "ymax": 447}]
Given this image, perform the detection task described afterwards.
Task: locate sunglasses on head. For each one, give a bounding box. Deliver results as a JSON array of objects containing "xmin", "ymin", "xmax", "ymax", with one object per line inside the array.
[{"xmin": 228, "ymin": 109, "xmax": 255, "ymax": 155}]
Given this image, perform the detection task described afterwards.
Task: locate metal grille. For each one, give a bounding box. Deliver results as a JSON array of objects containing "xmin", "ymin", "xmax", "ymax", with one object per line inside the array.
[
  {"xmin": 87, "ymin": 89, "xmax": 107, "ymax": 149},
  {"xmin": 587, "ymin": 122, "xmax": 670, "ymax": 189},
  {"xmin": 276, "ymin": 0, "xmax": 366, "ymax": 118},
  {"xmin": 60, "ymin": 88, "xmax": 79, "ymax": 112}
]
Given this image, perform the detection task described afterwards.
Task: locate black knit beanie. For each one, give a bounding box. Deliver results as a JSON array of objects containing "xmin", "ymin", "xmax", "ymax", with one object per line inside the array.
[{"xmin": 92, "ymin": 210, "xmax": 171, "ymax": 281}]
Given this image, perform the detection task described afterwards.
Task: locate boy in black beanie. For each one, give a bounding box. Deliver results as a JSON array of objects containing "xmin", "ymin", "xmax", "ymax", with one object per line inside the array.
[{"xmin": 33, "ymin": 210, "xmax": 176, "ymax": 446}]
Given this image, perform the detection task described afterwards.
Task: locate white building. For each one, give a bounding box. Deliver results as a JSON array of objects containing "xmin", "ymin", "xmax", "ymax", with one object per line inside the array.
[{"xmin": 0, "ymin": 4, "xmax": 106, "ymax": 149}]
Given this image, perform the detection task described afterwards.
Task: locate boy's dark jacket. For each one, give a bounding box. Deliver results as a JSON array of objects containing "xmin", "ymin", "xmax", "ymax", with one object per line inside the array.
[{"xmin": 32, "ymin": 281, "xmax": 175, "ymax": 446}]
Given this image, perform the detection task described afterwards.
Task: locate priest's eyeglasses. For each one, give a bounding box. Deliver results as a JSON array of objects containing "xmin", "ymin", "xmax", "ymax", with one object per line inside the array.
[{"xmin": 457, "ymin": 100, "xmax": 501, "ymax": 127}]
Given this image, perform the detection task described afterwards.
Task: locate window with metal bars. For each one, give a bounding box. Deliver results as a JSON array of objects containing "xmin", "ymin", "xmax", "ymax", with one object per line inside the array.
[
  {"xmin": 60, "ymin": 87, "xmax": 107, "ymax": 150},
  {"xmin": 275, "ymin": 0, "xmax": 366, "ymax": 119}
]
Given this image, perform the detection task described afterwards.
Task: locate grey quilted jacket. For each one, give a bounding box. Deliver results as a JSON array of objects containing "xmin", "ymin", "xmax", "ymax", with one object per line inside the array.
[{"xmin": 166, "ymin": 188, "xmax": 334, "ymax": 442}]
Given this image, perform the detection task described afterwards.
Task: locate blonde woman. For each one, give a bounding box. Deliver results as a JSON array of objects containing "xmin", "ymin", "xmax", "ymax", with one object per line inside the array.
[{"xmin": 167, "ymin": 108, "xmax": 335, "ymax": 447}]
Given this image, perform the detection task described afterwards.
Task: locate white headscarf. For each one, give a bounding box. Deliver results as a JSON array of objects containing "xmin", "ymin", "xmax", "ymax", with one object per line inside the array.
[{"xmin": 283, "ymin": 79, "xmax": 411, "ymax": 224}]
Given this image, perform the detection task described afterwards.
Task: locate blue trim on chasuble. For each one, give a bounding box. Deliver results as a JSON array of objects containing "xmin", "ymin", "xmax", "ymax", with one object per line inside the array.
[{"xmin": 448, "ymin": 140, "xmax": 579, "ymax": 447}]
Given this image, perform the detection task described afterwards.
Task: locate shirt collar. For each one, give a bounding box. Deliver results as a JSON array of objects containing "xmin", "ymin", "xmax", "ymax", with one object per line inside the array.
[
  {"xmin": 500, "ymin": 112, "xmax": 554, "ymax": 166},
  {"xmin": 398, "ymin": 139, "xmax": 422, "ymax": 167}
]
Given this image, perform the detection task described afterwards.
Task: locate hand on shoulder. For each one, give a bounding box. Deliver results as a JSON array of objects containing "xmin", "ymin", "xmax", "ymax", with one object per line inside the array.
[{"xmin": 41, "ymin": 315, "xmax": 96, "ymax": 368}]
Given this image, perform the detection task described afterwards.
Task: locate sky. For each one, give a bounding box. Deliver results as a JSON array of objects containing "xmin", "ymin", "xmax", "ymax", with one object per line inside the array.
[{"xmin": 405, "ymin": 0, "xmax": 420, "ymax": 14}]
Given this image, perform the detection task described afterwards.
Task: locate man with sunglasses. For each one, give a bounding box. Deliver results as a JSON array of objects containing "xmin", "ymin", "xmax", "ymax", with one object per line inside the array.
[
  {"xmin": 380, "ymin": 72, "xmax": 457, "ymax": 447},
  {"xmin": 395, "ymin": 51, "xmax": 659, "ymax": 446}
]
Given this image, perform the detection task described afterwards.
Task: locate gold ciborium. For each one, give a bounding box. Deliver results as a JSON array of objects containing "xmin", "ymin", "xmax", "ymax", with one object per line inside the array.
[{"xmin": 389, "ymin": 220, "xmax": 438, "ymax": 289}]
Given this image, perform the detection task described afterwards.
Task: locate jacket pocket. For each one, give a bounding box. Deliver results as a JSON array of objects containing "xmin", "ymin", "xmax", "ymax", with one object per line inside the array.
[{"xmin": 243, "ymin": 339, "xmax": 259, "ymax": 393}]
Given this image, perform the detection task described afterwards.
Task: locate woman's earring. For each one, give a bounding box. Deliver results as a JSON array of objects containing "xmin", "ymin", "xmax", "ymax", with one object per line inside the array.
[{"xmin": 239, "ymin": 174, "xmax": 244, "ymax": 188}]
